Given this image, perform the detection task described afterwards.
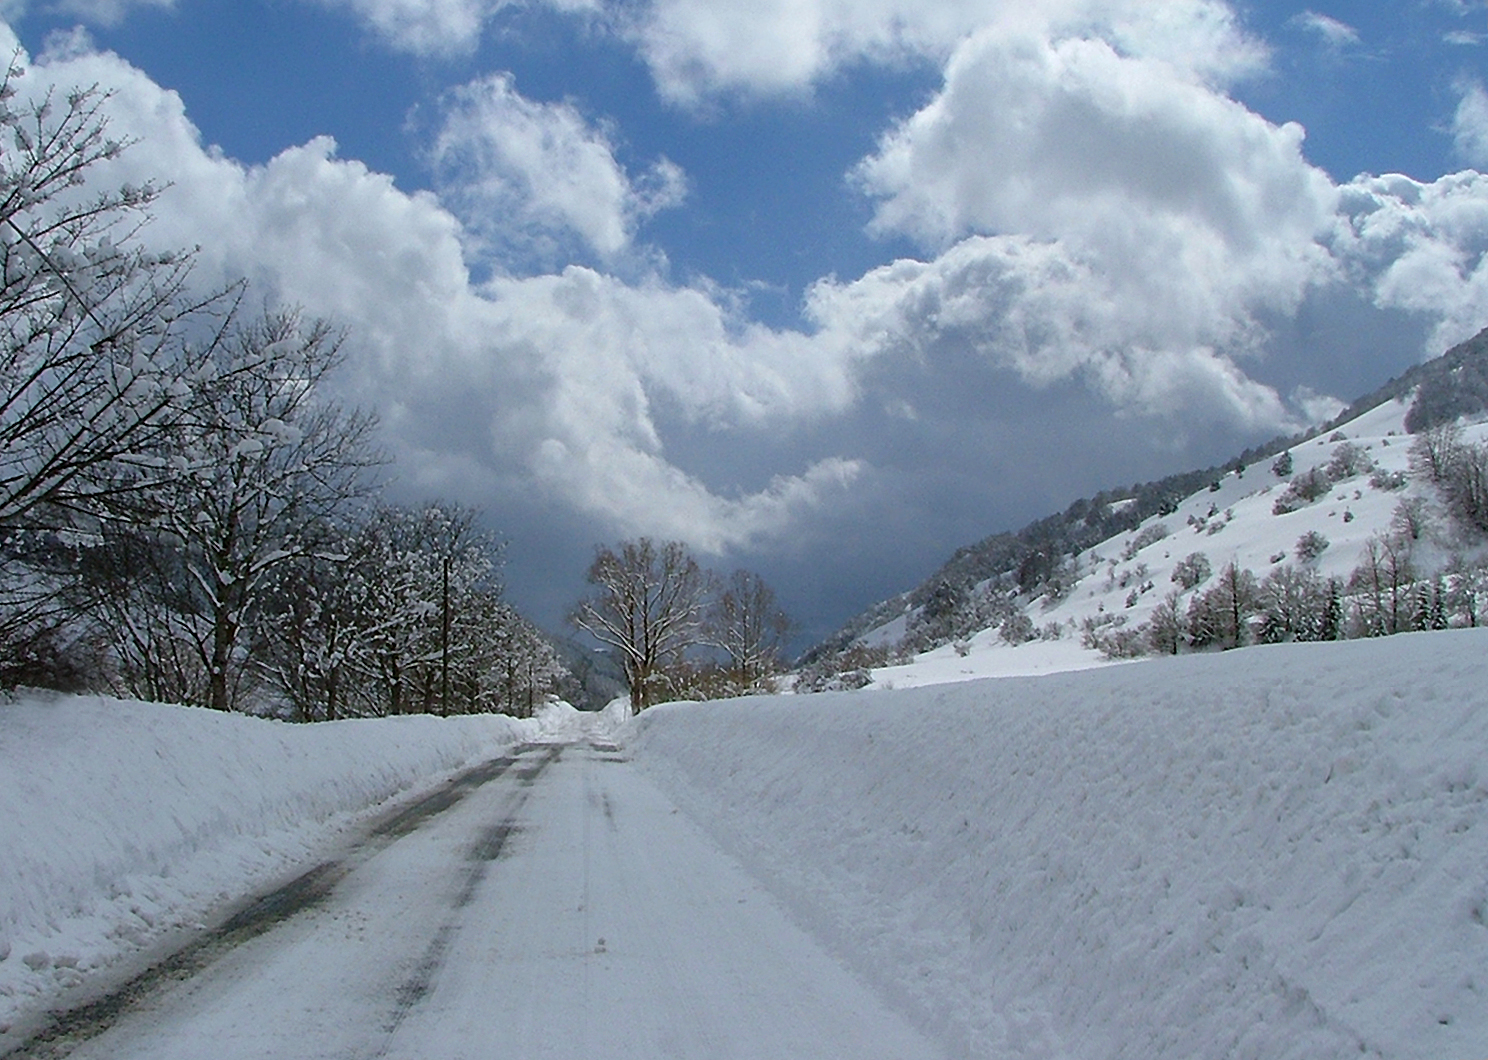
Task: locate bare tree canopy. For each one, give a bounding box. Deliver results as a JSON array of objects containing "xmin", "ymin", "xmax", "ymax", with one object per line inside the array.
[
  {"xmin": 0, "ymin": 66, "xmax": 235, "ymax": 530},
  {"xmin": 570, "ymin": 538, "xmax": 708, "ymax": 710},
  {"xmin": 710, "ymin": 568, "xmax": 793, "ymax": 695}
]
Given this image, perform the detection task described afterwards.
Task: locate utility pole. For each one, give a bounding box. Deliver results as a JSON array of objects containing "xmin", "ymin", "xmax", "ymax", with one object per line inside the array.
[{"xmin": 441, "ymin": 553, "xmax": 451, "ymax": 717}]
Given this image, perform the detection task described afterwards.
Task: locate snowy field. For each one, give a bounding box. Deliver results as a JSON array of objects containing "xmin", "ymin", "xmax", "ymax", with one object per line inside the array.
[
  {"xmin": 634, "ymin": 629, "xmax": 1488, "ymax": 1060},
  {"xmin": 0, "ymin": 696, "xmax": 575, "ymax": 1033},
  {"xmin": 3, "ymin": 630, "xmax": 1486, "ymax": 1059}
]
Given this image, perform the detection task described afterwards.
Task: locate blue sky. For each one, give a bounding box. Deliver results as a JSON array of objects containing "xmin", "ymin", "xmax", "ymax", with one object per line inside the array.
[{"xmin": 3, "ymin": 0, "xmax": 1487, "ymax": 644}]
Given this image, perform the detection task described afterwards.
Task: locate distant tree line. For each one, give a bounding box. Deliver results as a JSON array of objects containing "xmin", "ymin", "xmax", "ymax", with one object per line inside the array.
[{"xmin": 0, "ymin": 68, "xmax": 567, "ymax": 716}]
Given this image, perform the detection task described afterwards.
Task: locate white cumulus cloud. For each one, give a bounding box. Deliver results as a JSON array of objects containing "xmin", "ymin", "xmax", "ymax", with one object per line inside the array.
[
  {"xmin": 841, "ymin": 24, "xmax": 1336, "ymax": 430},
  {"xmin": 428, "ymin": 73, "xmax": 686, "ymax": 267},
  {"xmin": 1453, "ymin": 79, "xmax": 1488, "ymax": 167},
  {"xmin": 5, "ymin": 31, "xmax": 865, "ymax": 553},
  {"xmin": 8, "ymin": 7, "xmax": 1488, "ymax": 566},
  {"xmin": 1290, "ymin": 11, "xmax": 1360, "ymax": 50},
  {"xmin": 629, "ymin": 0, "xmax": 1265, "ymax": 105},
  {"xmin": 1330, "ymin": 170, "xmax": 1488, "ymax": 357}
]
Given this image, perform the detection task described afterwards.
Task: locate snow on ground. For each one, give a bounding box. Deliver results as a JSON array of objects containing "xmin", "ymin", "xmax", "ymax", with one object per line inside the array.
[
  {"xmin": 632, "ymin": 629, "xmax": 1488, "ymax": 1060},
  {"xmin": 0, "ymin": 695, "xmax": 574, "ymax": 1030},
  {"xmin": 870, "ymin": 629, "xmax": 1129, "ymax": 687},
  {"xmin": 858, "ymin": 398, "xmax": 1488, "ymax": 691},
  {"xmin": 6, "ymin": 629, "xmax": 1486, "ymax": 1059}
]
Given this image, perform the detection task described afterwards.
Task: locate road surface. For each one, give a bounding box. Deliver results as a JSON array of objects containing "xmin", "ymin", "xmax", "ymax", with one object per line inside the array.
[{"xmin": 9, "ymin": 730, "xmax": 946, "ymax": 1060}]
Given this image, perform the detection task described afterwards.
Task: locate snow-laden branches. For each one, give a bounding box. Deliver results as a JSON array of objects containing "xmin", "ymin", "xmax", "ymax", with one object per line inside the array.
[
  {"xmin": 254, "ymin": 503, "xmax": 563, "ymax": 722},
  {"xmin": 0, "ymin": 68, "xmax": 570, "ymax": 713},
  {"xmin": 143, "ymin": 308, "xmax": 382, "ymax": 711},
  {"xmin": 570, "ymin": 539, "xmax": 796, "ymax": 708},
  {"xmin": 0, "ymin": 63, "xmax": 238, "ymax": 531},
  {"xmin": 571, "ymin": 538, "xmax": 709, "ymax": 710}
]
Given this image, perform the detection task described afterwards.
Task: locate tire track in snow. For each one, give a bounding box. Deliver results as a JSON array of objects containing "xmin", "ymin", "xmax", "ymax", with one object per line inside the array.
[
  {"xmin": 1, "ymin": 747, "xmax": 547, "ymax": 1060},
  {"xmin": 373, "ymin": 744, "xmax": 562, "ymax": 1051}
]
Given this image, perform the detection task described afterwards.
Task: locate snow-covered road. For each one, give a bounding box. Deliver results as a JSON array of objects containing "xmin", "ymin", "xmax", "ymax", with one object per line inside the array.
[{"xmin": 11, "ymin": 734, "xmax": 945, "ymax": 1060}]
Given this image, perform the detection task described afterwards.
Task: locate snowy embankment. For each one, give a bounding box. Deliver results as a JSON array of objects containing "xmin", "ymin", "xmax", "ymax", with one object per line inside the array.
[
  {"xmin": 632, "ymin": 630, "xmax": 1488, "ymax": 1060},
  {"xmin": 0, "ymin": 695, "xmax": 571, "ymax": 1027}
]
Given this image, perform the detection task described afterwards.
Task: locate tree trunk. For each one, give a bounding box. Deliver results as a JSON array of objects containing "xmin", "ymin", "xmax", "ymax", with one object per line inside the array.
[{"xmin": 209, "ymin": 602, "xmax": 236, "ymax": 712}]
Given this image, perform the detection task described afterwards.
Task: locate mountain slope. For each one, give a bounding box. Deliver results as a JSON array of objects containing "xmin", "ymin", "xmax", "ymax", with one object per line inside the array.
[{"xmin": 803, "ymin": 326, "xmax": 1488, "ymax": 689}]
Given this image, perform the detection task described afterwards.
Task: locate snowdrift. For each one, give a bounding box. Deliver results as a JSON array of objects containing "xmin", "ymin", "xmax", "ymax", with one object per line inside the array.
[
  {"xmin": 0, "ymin": 695, "xmax": 567, "ymax": 1027},
  {"xmin": 633, "ymin": 630, "xmax": 1488, "ymax": 1060}
]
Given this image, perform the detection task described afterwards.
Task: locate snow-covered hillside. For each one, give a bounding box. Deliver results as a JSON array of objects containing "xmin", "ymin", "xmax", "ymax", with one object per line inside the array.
[
  {"xmin": 0, "ymin": 697, "xmax": 577, "ymax": 1034},
  {"xmin": 634, "ymin": 630, "xmax": 1488, "ymax": 1060},
  {"xmin": 853, "ymin": 396, "xmax": 1488, "ymax": 690}
]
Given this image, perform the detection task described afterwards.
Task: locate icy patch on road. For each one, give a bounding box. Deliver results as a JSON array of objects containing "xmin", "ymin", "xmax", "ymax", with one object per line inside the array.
[
  {"xmin": 631, "ymin": 631, "xmax": 1488, "ymax": 1060},
  {"xmin": 0, "ymin": 696, "xmax": 575, "ymax": 1031}
]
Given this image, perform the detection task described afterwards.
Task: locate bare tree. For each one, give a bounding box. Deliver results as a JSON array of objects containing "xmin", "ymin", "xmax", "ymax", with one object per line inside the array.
[
  {"xmin": 570, "ymin": 538, "xmax": 708, "ymax": 710},
  {"xmin": 1145, "ymin": 590, "xmax": 1185, "ymax": 655},
  {"xmin": 1349, "ymin": 535, "xmax": 1415, "ymax": 637},
  {"xmin": 0, "ymin": 66, "xmax": 234, "ymax": 530},
  {"xmin": 151, "ymin": 309, "xmax": 380, "ymax": 711},
  {"xmin": 1189, "ymin": 560, "xmax": 1258, "ymax": 649},
  {"xmin": 1409, "ymin": 423, "xmax": 1464, "ymax": 485},
  {"xmin": 709, "ymin": 568, "xmax": 793, "ymax": 695}
]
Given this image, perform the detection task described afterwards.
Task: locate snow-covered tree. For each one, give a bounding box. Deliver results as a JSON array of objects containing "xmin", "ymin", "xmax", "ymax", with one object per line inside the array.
[
  {"xmin": 475, "ymin": 600, "xmax": 567, "ymax": 717},
  {"xmin": 1410, "ymin": 576, "xmax": 1449, "ymax": 633},
  {"xmin": 570, "ymin": 538, "xmax": 709, "ymax": 710},
  {"xmin": 0, "ymin": 67, "xmax": 231, "ymax": 530},
  {"xmin": 82, "ymin": 524, "xmax": 210, "ymax": 704},
  {"xmin": 151, "ymin": 309, "xmax": 380, "ymax": 711},
  {"xmin": 255, "ymin": 520, "xmax": 393, "ymax": 722},
  {"xmin": 1257, "ymin": 565, "xmax": 1325, "ymax": 644},
  {"xmin": 1189, "ymin": 561, "xmax": 1259, "ymax": 650},
  {"xmin": 1444, "ymin": 555, "xmax": 1486, "ymax": 628},
  {"xmin": 348, "ymin": 503, "xmax": 501, "ymax": 717},
  {"xmin": 256, "ymin": 502, "xmax": 564, "ymax": 720},
  {"xmin": 0, "ymin": 67, "xmax": 239, "ymax": 689}
]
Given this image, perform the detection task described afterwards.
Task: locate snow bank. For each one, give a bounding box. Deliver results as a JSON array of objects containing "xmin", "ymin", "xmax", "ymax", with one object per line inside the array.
[
  {"xmin": 632, "ymin": 630, "xmax": 1488, "ymax": 1060},
  {"xmin": 0, "ymin": 695, "xmax": 569, "ymax": 1024}
]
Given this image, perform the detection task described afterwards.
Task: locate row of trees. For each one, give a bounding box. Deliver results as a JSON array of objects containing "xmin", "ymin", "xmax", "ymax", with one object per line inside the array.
[
  {"xmin": 1043, "ymin": 423, "xmax": 1488, "ymax": 660},
  {"xmin": 0, "ymin": 68, "xmax": 566, "ymax": 717},
  {"xmin": 569, "ymin": 538, "xmax": 793, "ymax": 709},
  {"xmin": 1086, "ymin": 545, "xmax": 1485, "ymax": 660}
]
